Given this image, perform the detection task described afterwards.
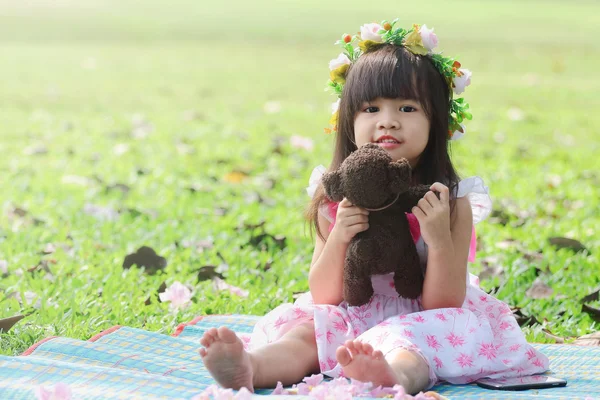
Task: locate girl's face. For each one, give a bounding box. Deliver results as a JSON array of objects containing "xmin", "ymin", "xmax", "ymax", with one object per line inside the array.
[{"xmin": 353, "ymin": 97, "xmax": 430, "ymax": 167}]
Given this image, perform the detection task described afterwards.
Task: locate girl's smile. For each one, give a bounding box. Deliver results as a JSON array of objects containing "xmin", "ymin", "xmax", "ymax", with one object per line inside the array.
[{"xmin": 373, "ymin": 134, "xmax": 404, "ymax": 149}]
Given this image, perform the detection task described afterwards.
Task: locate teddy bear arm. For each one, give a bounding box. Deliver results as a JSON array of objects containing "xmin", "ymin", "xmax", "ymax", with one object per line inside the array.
[{"xmin": 399, "ymin": 185, "xmax": 432, "ymax": 212}]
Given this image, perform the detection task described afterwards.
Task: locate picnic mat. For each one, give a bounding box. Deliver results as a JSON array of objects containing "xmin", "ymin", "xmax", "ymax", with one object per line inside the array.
[{"xmin": 0, "ymin": 314, "xmax": 598, "ymax": 399}]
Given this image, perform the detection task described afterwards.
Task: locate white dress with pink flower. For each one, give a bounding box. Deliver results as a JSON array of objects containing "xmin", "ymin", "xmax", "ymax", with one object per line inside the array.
[{"xmin": 249, "ymin": 167, "xmax": 549, "ymax": 388}]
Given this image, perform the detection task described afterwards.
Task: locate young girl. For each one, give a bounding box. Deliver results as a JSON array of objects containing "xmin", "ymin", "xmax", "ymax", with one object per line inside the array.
[{"xmin": 199, "ymin": 20, "xmax": 549, "ymax": 394}]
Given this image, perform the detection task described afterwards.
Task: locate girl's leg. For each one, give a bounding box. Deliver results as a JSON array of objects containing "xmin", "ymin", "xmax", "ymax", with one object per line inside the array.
[
  {"xmin": 385, "ymin": 348, "xmax": 431, "ymax": 394},
  {"xmin": 336, "ymin": 340, "xmax": 431, "ymax": 394},
  {"xmin": 200, "ymin": 322, "xmax": 320, "ymax": 391}
]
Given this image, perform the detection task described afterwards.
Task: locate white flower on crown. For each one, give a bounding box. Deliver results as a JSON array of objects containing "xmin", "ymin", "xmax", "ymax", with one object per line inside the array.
[
  {"xmin": 331, "ymin": 99, "xmax": 340, "ymax": 114},
  {"xmin": 451, "ymin": 123, "xmax": 466, "ymax": 140},
  {"xmin": 419, "ymin": 24, "xmax": 438, "ymax": 53},
  {"xmin": 453, "ymin": 69, "xmax": 472, "ymax": 95},
  {"xmin": 360, "ymin": 23, "xmax": 383, "ymax": 42},
  {"xmin": 328, "ymin": 53, "xmax": 351, "ymax": 71}
]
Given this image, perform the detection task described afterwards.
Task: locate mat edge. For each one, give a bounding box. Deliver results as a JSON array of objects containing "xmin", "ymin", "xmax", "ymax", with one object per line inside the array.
[
  {"xmin": 20, "ymin": 336, "xmax": 58, "ymax": 356},
  {"xmin": 89, "ymin": 325, "xmax": 122, "ymax": 342},
  {"xmin": 172, "ymin": 314, "xmax": 235, "ymax": 337}
]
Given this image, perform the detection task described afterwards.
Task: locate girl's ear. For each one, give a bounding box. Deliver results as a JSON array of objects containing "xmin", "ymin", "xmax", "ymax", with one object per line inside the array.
[
  {"xmin": 321, "ymin": 171, "xmax": 344, "ymax": 202},
  {"xmin": 388, "ymin": 159, "xmax": 412, "ymax": 194}
]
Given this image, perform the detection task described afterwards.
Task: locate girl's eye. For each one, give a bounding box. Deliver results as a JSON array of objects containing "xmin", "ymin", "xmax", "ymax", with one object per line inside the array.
[
  {"xmin": 400, "ymin": 106, "xmax": 416, "ymax": 112},
  {"xmin": 364, "ymin": 106, "xmax": 379, "ymax": 113}
]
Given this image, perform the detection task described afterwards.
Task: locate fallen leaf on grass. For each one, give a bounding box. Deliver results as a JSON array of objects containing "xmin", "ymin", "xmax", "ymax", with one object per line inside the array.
[
  {"xmin": 241, "ymin": 221, "xmax": 266, "ymax": 231},
  {"xmin": 582, "ymin": 304, "xmax": 600, "ymax": 322},
  {"xmin": 511, "ymin": 307, "xmax": 541, "ymax": 327},
  {"xmin": 11, "ymin": 207, "xmax": 28, "ymax": 218},
  {"xmin": 525, "ymin": 278, "xmax": 553, "ymax": 299},
  {"xmin": 541, "ymin": 328, "xmax": 572, "ymax": 344},
  {"xmin": 548, "ymin": 237, "xmax": 589, "ymax": 253},
  {"xmin": 247, "ymin": 233, "xmax": 287, "ymax": 251},
  {"xmin": 27, "ymin": 259, "xmax": 54, "ymax": 274},
  {"xmin": 573, "ymin": 332, "xmax": 600, "ymax": 346},
  {"xmin": 83, "ymin": 203, "xmax": 120, "ymax": 221},
  {"xmin": 61, "ymin": 175, "xmax": 93, "ymax": 186},
  {"xmin": 478, "ymin": 256, "xmax": 504, "ymax": 281},
  {"xmin": 6, "ymin": 206, "xmax": 45, "ymax": 226},
  {"xmin": 223, "ymin": 171, "xmax": 248, "ymax": 184},
  {"xmin": 0, "ymin": 315, "xmax": 25, "ymax": 333},
  {"xmin": 195, "ymin": 266, "xmax": 225, "ymax": 282},
  {"xmin": 122, "ymin": 246, "xmax": 167, "ymax": 275},
  {"xmin": 145, "ymin": 281, "xmax": 167, "ymax": 306},
  {"xmin": 272, "ymin": 136, "xmax": 287, "ymax": 155},
  {"xmin": 581, "ymin": 289, "xmax": 600, "ymax": 303},
  {"xmin": 105, "ymin": 183, "xmax": 131, "ymax": 194},
  {"xmin": 7, "ymin": 291, "xmax": 41, "ymax": 309},
  {"xmin": 42, "ymin": 243, "xmax": 56, "ymax": 254},
  {"xmin": 180, "ymin": 239, "xmax": 214, "ymax": 253},
  {"xmin": 22, "ymin": 144, "xmax": 48, "ymax": 156}
]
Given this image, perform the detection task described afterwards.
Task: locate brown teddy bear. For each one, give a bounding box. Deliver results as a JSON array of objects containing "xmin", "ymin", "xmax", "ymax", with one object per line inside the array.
[{"xmin": 321, "ymin": 143, "xmax": 431, "ymax": 306}]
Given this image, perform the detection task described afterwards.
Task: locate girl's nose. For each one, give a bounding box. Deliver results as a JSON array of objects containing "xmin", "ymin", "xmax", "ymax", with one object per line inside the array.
[{"xmin": 376, "ymin": 118, "xmax": 400, "ymax": 130}]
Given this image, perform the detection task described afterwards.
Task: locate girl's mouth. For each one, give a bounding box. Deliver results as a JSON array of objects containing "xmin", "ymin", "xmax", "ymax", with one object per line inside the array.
[
  {"xmin": 374, "ymin": 136, "xmax": 402, "ymax": 148},
  {"xmin": 376, "ymin": 141, "xmax": 402, "ymax": 149}
]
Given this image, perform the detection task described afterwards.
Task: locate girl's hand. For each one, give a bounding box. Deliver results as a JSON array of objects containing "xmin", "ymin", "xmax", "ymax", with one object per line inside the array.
[
  {"xmin": 412, "ymin": 182, "xmax": 452, "ymax": 250},
  {"xmin": 330, "ymin": 198, "xmax": 370, "ymax": 244}
]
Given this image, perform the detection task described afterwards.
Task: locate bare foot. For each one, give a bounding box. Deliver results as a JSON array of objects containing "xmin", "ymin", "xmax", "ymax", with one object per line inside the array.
[
  {"xmin": 199, "ymin": 326, "xmax": 254, "ymax": 391},
  {"xmin": 335, "ymin": 340, "xmax": 408, "ymax": 388}
]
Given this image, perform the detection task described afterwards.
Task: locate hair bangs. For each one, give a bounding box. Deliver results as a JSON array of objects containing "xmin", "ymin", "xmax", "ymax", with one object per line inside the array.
[{"xmin": 345, "ymin": 45, "xmax": 433, "ymax": 117}]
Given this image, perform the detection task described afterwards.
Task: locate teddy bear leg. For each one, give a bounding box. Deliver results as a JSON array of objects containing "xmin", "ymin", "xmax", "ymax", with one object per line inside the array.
[
  {"xmin": 393, "ymin": 240, "xmax": 424, "ymax": 299},
  {"xmin": 343, "ymin": 256, "xmax": 374, "ymax": 307}
]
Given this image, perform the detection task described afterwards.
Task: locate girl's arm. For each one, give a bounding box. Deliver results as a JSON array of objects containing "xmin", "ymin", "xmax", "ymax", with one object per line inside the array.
[
  {"xmin": 420, "ymin": 196, "xmax": 472, "ymax": 310},
  {"xmin": 308, "ymin": 199, "xmax": 369, "ymax": 305},
  {"xmin": 308, "ymin": 213, "xmax": 347, "ymax": 305}
]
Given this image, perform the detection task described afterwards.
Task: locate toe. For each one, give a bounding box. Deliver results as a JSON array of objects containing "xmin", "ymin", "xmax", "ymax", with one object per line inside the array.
[
  {"xmin": 217, "ymin": 327, "xmax": 239, "ymax": 343},
  {"xmin": 336, "ymin": 346, "xmax": 352, "ymax": 366},
  {"xmin": 199, "ymin": 347, "xmax": 207, "ymax": 357},
  {"xmin": 205, "ymin": 328, "xmax": 218, "ymax": 340},
  {"xmin": 199, "ymin": 336, "xmax": 210, "ymax": 347},
  {"xmin": 362, "ymin": 342, "xmax": 374, "ymax": 355},
  {"xmin": 344, "ymin": 340, "xmax": 357, "ymax": 353},
  {"xmin": 373, "ymin": 350, "xmax": 384, "ymax": 360}
]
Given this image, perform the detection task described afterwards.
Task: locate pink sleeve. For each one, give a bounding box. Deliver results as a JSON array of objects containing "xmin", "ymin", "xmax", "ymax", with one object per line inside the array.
[
  {"xmin": 327, "ymin": 202, "xmax": 339, "ymax": 232},
  {"xmin": 468, "ymin": 225, "xmax": 477, "ymax": 262}
]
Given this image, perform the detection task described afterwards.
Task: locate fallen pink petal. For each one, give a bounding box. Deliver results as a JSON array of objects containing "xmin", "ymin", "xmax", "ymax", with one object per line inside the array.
[
  {"xmin": 158, "ymin": 281, "xmax": 192, "ymax": 309},
  {"xmin": 35, "ymin": 382, "xmax": 72, "ymax": 400},
  {"xmin": 290, "ymin": 135, "xmax": 314, "ymax": 151},
  {"xmin": 213, "ymin": 278, "xmax": 249, "ymax": 298}
]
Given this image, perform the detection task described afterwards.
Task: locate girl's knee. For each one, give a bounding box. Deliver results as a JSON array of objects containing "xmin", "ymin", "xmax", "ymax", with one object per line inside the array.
[
  {"xmin": 387, "ymin": 348, "xmax": 432, "ymax": 390},
  {"xmin": 286, "ymin": 321, "xmax": 317, "ymax": 345}
]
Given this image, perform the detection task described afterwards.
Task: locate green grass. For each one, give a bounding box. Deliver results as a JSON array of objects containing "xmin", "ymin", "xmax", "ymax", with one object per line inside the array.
[{"xmin": 1, "ymin": 0, "xmax": 599, "ymax": 356}]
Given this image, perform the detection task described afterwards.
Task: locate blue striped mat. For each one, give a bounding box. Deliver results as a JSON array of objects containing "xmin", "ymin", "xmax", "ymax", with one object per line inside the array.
[{"xmin": 0, "ymin": 314, "xmax": 596, "ymax": 399}]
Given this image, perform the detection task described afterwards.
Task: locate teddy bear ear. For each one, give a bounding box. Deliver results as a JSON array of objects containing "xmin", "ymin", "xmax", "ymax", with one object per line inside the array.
[
  {"xmin": 321, "ymin": 171, "xmax": 344, "ymax": 202},
  {"xmin": 388, "ymin": 158, "xmax": 412, "ymax": 194}
]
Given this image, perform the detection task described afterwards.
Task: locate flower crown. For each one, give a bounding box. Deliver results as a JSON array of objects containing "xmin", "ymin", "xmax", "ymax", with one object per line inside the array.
[{"xmin": 325, "ymin": 19, "xmax": 472, "ymax": 140}]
